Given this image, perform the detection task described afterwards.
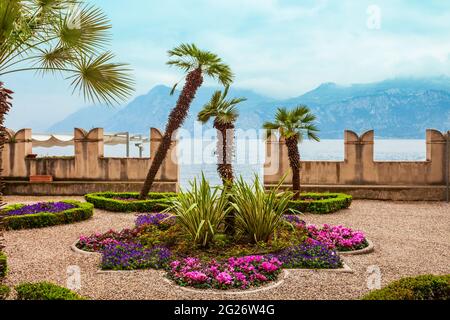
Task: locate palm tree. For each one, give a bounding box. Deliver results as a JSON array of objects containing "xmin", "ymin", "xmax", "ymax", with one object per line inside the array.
[
  {"xmin": 139, "ymin": 43, "xmax": 233, "ymax": 199},
  {"xmin": 198, "ymin": 86, "xmax": 246, "ymax": 185},
  {"xmin": 0, "ymin": 1, "xmax": 134, "ymax": 224},
  {"xmin": 263, "ymin": 106, "xmax": 320, "ymax": 198}
]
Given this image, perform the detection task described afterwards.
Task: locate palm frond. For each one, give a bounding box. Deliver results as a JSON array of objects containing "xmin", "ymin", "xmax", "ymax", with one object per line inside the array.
[{"xmin": 69, "ymin": 51, "xmax": 134, "ymax": 105}]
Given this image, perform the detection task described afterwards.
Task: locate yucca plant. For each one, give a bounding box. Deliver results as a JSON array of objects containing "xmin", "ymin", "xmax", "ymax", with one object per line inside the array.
[
  {"xmin": 139, "ymin": 43, "xmax": 233, "ymax": 199},
  {"xmin": 230, "ymin": 176, "xmax": 294, "ymax": 243},
  {"xmin": 166, "ymin": 174, "xmax": 231, "ymax": 248}
]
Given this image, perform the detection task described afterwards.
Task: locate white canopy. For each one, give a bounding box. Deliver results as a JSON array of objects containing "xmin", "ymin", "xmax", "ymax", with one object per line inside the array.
[{"xmin": 32, "ymin": 133, "xmax": 149, "ymax": 148}]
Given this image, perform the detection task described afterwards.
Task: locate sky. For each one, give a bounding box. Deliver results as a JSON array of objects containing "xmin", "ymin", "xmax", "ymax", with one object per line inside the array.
[{"xmin": 4, "ymin": 0, "xmax": 450, "ymax": 131}]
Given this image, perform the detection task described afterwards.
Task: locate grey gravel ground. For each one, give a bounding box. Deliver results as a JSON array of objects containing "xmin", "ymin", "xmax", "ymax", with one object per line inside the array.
[{"xmin": 2, "ymin": 196, "xmax": 450, "ymax": 300}]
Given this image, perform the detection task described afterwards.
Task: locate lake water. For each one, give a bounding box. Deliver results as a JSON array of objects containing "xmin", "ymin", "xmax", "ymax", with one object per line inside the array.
[{"xmin": 33, "ymin": 139, "xmax": 427, "ymax": 189}]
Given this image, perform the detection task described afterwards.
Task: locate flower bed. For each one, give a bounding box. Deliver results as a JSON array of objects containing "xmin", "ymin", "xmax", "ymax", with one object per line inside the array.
[
  {"xmin": 84, "ymin": 192, "xmax": 177, "ymax": 212},
  {"xmin": 307, "ymin": 224, "xmax": 369, "ymax": 252},
  {"xmin": 288, "ymin": 193, "xmax": 352, "ymax": 214},
  {"xmin": 168, "ymin": 256, "xmax": 282, "ymax": 290},
  {"xmin": 1, "ymin": 201, "xmax": 93, "ymax": 230},
  {"xmin": 270, "ymin": 240, "xmax": 342, "ymax": 269}
]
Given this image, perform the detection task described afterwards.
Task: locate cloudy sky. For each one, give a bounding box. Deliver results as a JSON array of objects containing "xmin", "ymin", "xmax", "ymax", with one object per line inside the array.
[{"xmin": 4, "ymin": 0, "xmax": 450, "ymax": 130}]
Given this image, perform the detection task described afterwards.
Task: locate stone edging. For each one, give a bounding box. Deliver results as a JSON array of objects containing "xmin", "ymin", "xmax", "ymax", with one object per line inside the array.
[
  {"xmin": 71, "ymin": 240, "xmax": 101, "ymax": 256},
  {"xmin": 339, "ymin": 240, "xmax": 374, "ymax": 256}
]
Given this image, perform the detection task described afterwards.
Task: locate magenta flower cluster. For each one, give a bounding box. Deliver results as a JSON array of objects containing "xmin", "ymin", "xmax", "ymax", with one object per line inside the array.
[
  {"xmin": 168, "ymin": 256, "xmax": 282, "ymax": 290},
  {"xmin": 77, "ymin": 228, "xmax": 139, "ymax": 252},
  {"xmin": 307, "ymin": 224, "xmax": 368, "ymax": 251}
]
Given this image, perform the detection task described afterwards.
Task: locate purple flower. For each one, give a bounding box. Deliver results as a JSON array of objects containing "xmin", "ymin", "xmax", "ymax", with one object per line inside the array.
[
  {"xmin": 5, "ymin": 202, "xmax": 76, "ymax": 216},
  {"xmin": 135, "ymin": 213, "xmax": 176, "ymax": 228}
]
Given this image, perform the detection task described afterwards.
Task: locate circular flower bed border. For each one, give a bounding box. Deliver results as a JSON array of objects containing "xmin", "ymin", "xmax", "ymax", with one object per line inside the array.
[
  {"xmin": 1, "ymin": 201, "xmax": 93, "ymax": 230},
  {"xmin": 288, "ymin": 193, "xmax": 352, "ymax": 214},
  {"xmin": 84, "ymin": 192, "xmax": 177, "ymax": 212}
]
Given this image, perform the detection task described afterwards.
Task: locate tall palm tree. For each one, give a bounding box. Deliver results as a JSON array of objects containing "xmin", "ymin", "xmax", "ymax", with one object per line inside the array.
[
  {"xmin": 198, "ymin": 85, "xmax": 246, "ymax": 185},
  {"xmin": 0, "ymin": 1, "xmax": 134, "ymax": 225},
  {"xmin": 263, "ymin": 106, "xmax": 320, "ymax": 198},
  {"xmin": 139, "ymin": 43, "xmax": 233, "ymax": 199}
]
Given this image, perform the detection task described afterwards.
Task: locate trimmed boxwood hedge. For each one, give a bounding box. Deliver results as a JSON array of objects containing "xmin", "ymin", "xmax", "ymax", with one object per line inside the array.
[
  {"xmin": 0, "ymin": 251, "xmax": 7, "ymax": 278},
  {"xmin": 15, "ymin": 282, "xmax": 85, "ymax": 300},
  {"xmin": 362, "ymin": 275, "xmax": 450, "ymax": 300},
  {"xmin": 288, "ymin": 193, "xmax": 352, "ymax": 214},
  {"xmin": 1, "ymin": 201, "xmax": 94, "ymax": 230},
  {"xmin": 85, "ymin": 192, "xmax": 177, "ymax": 212},
  {"xmin": 0, "ymin": 284, "xmax": 10, "ymax": 300}
]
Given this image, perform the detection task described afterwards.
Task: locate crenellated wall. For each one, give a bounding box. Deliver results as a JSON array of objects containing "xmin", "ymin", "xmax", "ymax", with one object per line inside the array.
[
  {"xmin": 264, "ymin": 129, "xmax": 449, "ymax": 200},
  {"xmin": 2, "ymin": 128, "xmax": 179, "ymax": 193}
]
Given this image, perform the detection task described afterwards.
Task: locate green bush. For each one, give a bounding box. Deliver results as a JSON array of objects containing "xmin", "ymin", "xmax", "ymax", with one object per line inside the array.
[
  {"xmin": 0, "ymin": 251, "xmax": 7, "ymax": 279},
  {"xmin": 85, "ymin": 192, "xmax": 177, "ymax": 212},
  {"xmin": 362, "ymin": 275, "xmax": 450, "ymax": 300},
  {"xmin": 0, "ymin": 284, "xmax": 10, "ymax": 300},
  {"xmin": 288, "ymin": 193, "xmax": 352, "ymax": 214},
  {"xmin": 2, "ymin": 201, "xmax": 94, "ymax": 230},
  {"xmin": 15, "ymin": 282, "xmax": 85, "ymax": 300}
]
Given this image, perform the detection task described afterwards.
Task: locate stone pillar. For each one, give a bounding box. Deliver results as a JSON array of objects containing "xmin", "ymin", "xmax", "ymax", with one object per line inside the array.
[
  {"xmin": 426, "ymin": 129, "xmax": 446, "ymax": 184},
  {"xmin": 3, "ymin": 129, "xmax": 33, "ymax": 178},
  {"xmin": 343, "ymin": 130, "xmax": 374, "ymax": 184},
  {"xmin": 264, "ymin": 134, "xmax": 291, "ymax": 185},
  {"xmin": 149, "ymin": 128, "xmax": 179, "ymax": 182},
  {"xmin": 74, "ymin": 128, "xmax": 104, "ymax": 180}
]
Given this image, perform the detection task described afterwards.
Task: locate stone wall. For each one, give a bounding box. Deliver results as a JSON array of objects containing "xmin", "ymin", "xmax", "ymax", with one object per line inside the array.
[
  {"xmin": 2, "ymin": 127, "xmax": 178, "ymax": 192},
  {"xmin": 264, "ymin": 129, "xmax": 449, "ymax": 200}
]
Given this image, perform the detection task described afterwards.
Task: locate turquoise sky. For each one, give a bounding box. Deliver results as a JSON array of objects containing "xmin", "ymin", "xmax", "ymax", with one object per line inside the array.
[{"xmin": 5, "ymin": 0, "xmax": 450, "ymax": 130}]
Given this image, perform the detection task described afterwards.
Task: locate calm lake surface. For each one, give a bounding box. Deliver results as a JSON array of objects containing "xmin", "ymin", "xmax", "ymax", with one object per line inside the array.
[{"xmin": 33, "ymin": 139, "xmax": 427, "ymax": 189}]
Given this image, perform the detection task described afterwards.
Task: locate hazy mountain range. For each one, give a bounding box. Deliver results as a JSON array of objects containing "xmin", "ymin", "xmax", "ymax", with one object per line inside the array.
[{"xmin": 48, "ymin": 77, "xmax": 450, "ymax": 138}]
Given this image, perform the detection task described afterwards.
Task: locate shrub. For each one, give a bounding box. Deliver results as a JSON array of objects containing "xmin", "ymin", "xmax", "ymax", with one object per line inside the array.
[
  {"xmin": 85, "ymin": 192, "xmax": 176, "ymax": 212},
  {"xmin": 168, "ymin": 255, "xmax": 282, "ymax": 290},
  {"xmin": 15, "ymin": 282, "xmax": 85, "ymax": 300},
  {"xmin": 270, "ymin": 239, "xmax": 343, "ymax": 269},
  {"xmin": 362, "ymin": 275, "xmax": 450, "ymax": 300},
  {"xmin": 167, "ymin": 175, "xmax": 231, "ymax": 247},
  {"xmin": 101, "ymin": 242, "xmax": 172, "ymax": 270},
  {"xmin": 288, "ymin": 193, "xmax": 352, "ymax": 214},
  {"xmin": 0, "ymin": 251, "xmax": 7, "ymax": 278},
  {"xmin": 0, "ymin": 284, "xmax": 10, "ymax": 300},
  {"xmin": 230, "ymin": 176, "xmax": 295, "ymax": 243},
  {"xmin": 1, "ymin": 201, "xmax": 93, "ymax": 230}
]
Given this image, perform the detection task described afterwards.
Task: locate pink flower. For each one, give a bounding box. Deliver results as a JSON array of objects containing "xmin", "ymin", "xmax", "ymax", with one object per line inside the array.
[
  {"xmin": 216, "ymin": 272, "xmax": 233, "ymax": 285},
  {"xmin": 260, "ymin": 262, "xmax": 279, "ymax": 273},
  {"xmin": 185, "ymin": 271, "xmax": 208, "ymax": 283}
]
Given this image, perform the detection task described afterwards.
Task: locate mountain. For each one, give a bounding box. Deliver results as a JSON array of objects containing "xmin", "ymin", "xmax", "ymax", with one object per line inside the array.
[
  {"xmin": 47, "ymin": 77, "xmax": 450, "ymax": 138},
  {"xmin": 48, "ymin": 104, "xmax": 118, "ymax": 134}
]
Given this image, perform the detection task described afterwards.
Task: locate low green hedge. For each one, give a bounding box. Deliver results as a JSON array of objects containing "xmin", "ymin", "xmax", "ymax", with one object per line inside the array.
[
  {"xmin": 1, "ymin": 201, "xmax": 94, "ymax": 230},
  {"xmin": 85, "ymin": 192, "xmax": 177, "ymax": 212},
  {"xmin": 288, "ymin": 193, "xmax": 352, "ymax": 214},
  {"xmin": 0, "ymin": 251, "xmax": 7, "ymax": 278},
  {"xmin": 0, "ymin": 284, "xmax": 10, "ymax": 300},
  {"xmin": 15, "ymin": 282, "xmax": 85, "ymax": 300},
  {"xmin": 362, "ymin": 275, "xmax": 450, "ymax": 300}
]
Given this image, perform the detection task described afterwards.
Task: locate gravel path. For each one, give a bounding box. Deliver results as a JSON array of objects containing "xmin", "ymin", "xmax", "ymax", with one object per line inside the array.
[{"xmin": 2, "ymin": 196, "xmax": 450, "ymax": 300}]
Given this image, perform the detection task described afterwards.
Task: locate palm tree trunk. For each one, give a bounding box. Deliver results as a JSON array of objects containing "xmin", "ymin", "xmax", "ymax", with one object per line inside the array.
[
  {"xmin": 285, "ymin": 136, "xmax": 301, "ymax": 199},
  {"xmin": 215, "ymin": 121, "xmax": 234, "ymax": 185},
  {"xmin": 0, "ymin": 82, "xmax": 13, "ymax": 250},
  {"xmin": 139, "ymin": 68, "xmax": 203, "ymax": 199}
]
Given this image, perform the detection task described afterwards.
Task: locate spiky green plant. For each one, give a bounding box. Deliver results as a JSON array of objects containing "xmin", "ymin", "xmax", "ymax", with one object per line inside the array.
[
  {"xmin": 166, "ymin": 174, "xmax": 231, "ymax": 248},
  {"xmin": 139, "ymin": 43, "xmax": 233, "ymax": 199},
  {"xmin": 230, "ymin": 175, "xmax": 294, "ymax": 243},
  {"xmin": 263, "ymin": 106, "xmax": 320, "ymax": 198}
]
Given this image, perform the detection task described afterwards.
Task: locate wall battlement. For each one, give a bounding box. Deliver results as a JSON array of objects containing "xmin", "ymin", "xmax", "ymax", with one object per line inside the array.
[
  {"xmin": 264, "ymin": 129, "xmax": 449, "ymax": 187},
  {"xmin": 2, "ymin": 128, "xmax": 178, "ymax": 185}
]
